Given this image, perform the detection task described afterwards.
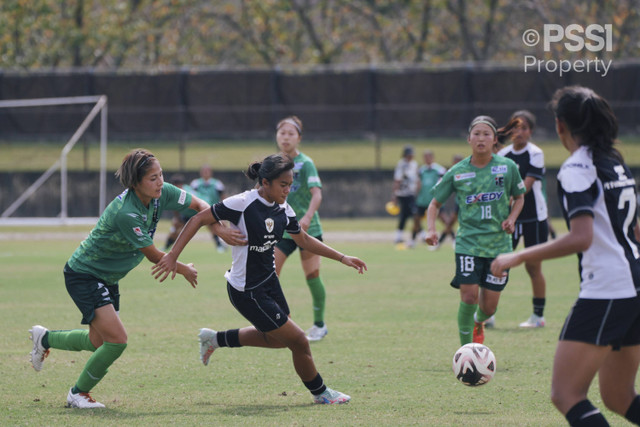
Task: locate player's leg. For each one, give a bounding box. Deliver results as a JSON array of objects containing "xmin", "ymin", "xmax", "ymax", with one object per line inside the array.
[
  {"xmin": 598, "ymin": 345, "xmax": 640, "ymax": 418},
  {"xmin": 520, "ymin": 221, "xmax": 548, "ymax": 328},
  {"xmin": 300, "ymin": 247, "xmax": 327, "ymax": 341},
  {"xmin": 551, "ymin": 340, "xmax": 610, "ymax": 424},
  {"xmin": 458, "ymin": 284, "xmax": 479, "ymax": 345}
]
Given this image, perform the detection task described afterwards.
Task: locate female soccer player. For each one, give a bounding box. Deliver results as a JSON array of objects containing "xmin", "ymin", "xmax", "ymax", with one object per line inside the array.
[
  {"xmin": 498, "ymin": 110, "xmax": 550, "ymax": 328},
  {"xmin": 273, "ymin": 116, "xmax": 329, "ymax": 341},
  {"xmin": 492, "ymin": 86, "xmax": 640, "ymax": 426},
  {"xmin": 28, "ymin": 149, "xmax": 242, "ymax": 409},
  {"xmin": 152, "ymin": 153, "xmax": 367, "ymax": 405},
  {"xmin": 425, "ymin": 116, "xmax": 525, "ymax": 346}
]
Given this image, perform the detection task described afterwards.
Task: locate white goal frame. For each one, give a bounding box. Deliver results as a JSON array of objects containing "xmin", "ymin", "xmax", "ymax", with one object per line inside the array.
[{"xmin": 0, "ymin": 95, "xmax": 108, "ymax": 226}]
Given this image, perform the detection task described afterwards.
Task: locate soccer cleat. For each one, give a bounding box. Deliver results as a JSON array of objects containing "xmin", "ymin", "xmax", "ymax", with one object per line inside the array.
[
  {"xmin": 198, "ymin": 328, "xmax": 218, "ymax": 366},
  {"xmin": 306, "ymin": 325, "xmax": 328, "ymax": 342},
  {"xmin": 519, "ymin": 314, "xmax": 545, "ymax": 328},
  {"xmin": 484, "ymin": 315, "xmax": 496, "ymax": 329},
  {"xmin": 66, "ymin": 388, "xmax": 105, "ymax": 408},
  {"xmin": 472, "ymin": 321, "xmax": 485, "ymax": 344},
  {"xmin": 29, "ymin": 325, "xmax": 50, "ymax": 372},
  {"xmin": 313, "ymin": 387, "xmax": 351, "ymax": 404}
]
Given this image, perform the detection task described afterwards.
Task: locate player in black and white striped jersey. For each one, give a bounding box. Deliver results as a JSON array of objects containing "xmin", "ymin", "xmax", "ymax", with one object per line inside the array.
[
  {"xmin": 152, "ymin": 153, "xmax": 367, "ymax": 405},
  {"xmin": 498, "ymin": 110, "xmax": 549, "ymax": 328},
  {"xmin": 491, "ymin": 86, "xmax": 640, "ymax": 426}
]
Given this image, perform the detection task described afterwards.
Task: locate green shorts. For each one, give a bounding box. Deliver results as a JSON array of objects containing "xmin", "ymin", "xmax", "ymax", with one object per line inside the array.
[
  {"xmin": 450, "ymin": 254, "xmax": 509, "ymax": 292},
  {"xmin": 275, "ymin": 234, "xmax": 323, "ymax": 257},
  {"xmin": 63, "ymin": 263, "xmax": 120, "ymax": 325}
]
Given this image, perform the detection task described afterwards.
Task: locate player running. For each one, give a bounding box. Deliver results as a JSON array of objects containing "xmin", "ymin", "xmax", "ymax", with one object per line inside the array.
[{"xmin": 426, "ymin": 116, "xmax": 525, "ymax": 346}]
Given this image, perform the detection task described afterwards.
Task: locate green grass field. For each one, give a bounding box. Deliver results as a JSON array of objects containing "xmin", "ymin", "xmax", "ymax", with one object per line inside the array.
[
  {"xmin": 0, "ymin": 218, "xmax": 634, "ymax": 426},
  {"xmin": 2, "ymin": 137, "xmax": 640, "ymax": 172}
]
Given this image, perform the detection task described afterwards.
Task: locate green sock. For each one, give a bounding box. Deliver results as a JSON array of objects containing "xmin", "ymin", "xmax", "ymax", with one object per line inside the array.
[
  {"xmin": 458, "ymin": 301, "xmax": 477, "ymax": 345},
  {"xmin": 306, "ymin": 276, "xmax": 326, "ymax": 327},
  {"xmin": 75, "ymin": 342, "xmax": 127, "ymax": 393},
  {"xmin": 47, "ymin": 329, "xmax": 97, "ymax": 352},
  {"xmin": 475, "ymin": 308, "xmax": 494, "ymax": 324}
]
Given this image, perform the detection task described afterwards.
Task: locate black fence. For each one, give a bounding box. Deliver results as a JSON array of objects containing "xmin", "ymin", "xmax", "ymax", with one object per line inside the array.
[
  {"xmin": 1, "ymin": 63, "xmax": 639, "ymax": 141},
  {"xmin": 3, "ymin": 168, "xmax": 640, "ymax": 219}
]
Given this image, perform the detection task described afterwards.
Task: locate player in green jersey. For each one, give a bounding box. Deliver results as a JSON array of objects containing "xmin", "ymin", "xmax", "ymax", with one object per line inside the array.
[
  {"xmin": 412, "ymin": 149, "xmax": 447, "ymax": 248},
  {"xmin": 426, "ymin": 116, "xmax": 525, "ymax": 346},
  {"xmin": 273, "ymin": 116, "xmax": 329, "ymax": 342},
  {"xmin": 28, "ymin": 149, "xmax": 243, "ymax": 409},
  {"xmin": 190, "ymin": 164, "xmax": 227, "ymax": 253}
]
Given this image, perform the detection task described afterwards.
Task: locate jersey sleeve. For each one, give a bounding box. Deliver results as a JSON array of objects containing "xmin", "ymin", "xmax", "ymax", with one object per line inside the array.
[
  {"xmin": 284, "ymin": 203, "xmax": 301, "ymax": 234},
  {"xmin": 508, "ymin": 161, "xmax": 527, "ymax": 197},
  {"xmin": 432, "ymin": 169, "xmax": 454, "ymax": 204},
  {"xmin": 161, "ymin": 182, "xmax": 193, "ymax": 212},
  {"xmin": 526, "ymin": 149, "xmax": 545, "ymax": 180},
  {"xmin": 558, "ymin": 163, "xmax": 598, "ymax": 219},
  {"xmin": 114, "ymin": 211, "xmax": 154, "ymax": 249},
  {"xmin": 302, "ymin": 161, "xmax": 322, "ymax": 189},
  {"xmin": 211, "ymin": 194, "xmax": 244, "ymax": 225}
]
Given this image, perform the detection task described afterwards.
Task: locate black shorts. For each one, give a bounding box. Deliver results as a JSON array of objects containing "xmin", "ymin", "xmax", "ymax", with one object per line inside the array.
[
  {"xmin": 450, "ymin": 254, "xmax": 509, "ymax": 292},
  {"xmin": 276, "ymin": 234, "xmax": 323, "ymax": 257},
  {"xmin": 416, "ymin": 205, "xmax": 428, "ymax": 218},
  {"xmin": 63, "ymin": 263, "xmax": 119, "ymax": 325},
  {"xmin": 559, "ymin": 296, "xmax": 640, "ymax": 350},
  {"xmin": 512, "ymin": 220, "xmax": 548, "ymax": 249},
  {"xmin": 227, "ymin": 274, "xmax": 290, "ymax": 332}
]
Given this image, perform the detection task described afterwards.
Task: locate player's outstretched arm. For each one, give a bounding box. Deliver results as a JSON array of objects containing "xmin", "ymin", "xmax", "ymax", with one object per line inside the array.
[
  {"xmin": 151, "ymin": 208, "xmax": 215, "ymax": 283},
  {"xmin": 290, "ymin": 231, "xmax": 367, "ymax": 274},
  {"xmin": 141, "ymin": 245, "xmax": 198, "ymax": 288}
]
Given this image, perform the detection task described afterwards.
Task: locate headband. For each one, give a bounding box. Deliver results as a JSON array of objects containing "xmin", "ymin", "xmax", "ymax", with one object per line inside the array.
[
  {"xmin": 468, "ymin": 120, "xmax": 497, "ymax": 135},
  {"xmin": 277, "ymin": 118, "xmax": 302, "ymax": 135}
]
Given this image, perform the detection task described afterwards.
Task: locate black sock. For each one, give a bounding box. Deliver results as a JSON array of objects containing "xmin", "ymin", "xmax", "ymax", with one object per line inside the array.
[
  {"xmin": 625, "ymin": 395, "xmax": 640, "ymax": 424},
  {"xmin": 439, "ymin": 232, "xmax": 446, "ymax": 243},
  {"xmin": 533, "ymin": 298, "xmax": 546, "ymax": 317},
  {"xmin": 565, "ymin": 399, "xmax": 608, "ymax": 426},
  {"xmin": 216, "ymin": 329, "xmax": 241, "ymax": 347},
  {"xmin": 303, "ymin": 373, "xmax": 327, "ymax": 396}
]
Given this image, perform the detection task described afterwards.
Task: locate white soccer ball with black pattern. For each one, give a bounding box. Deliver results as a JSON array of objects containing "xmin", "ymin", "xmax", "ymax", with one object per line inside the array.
[{"xmin": 452, "ymin": 343, "xmax": 496, "ymax": 386}]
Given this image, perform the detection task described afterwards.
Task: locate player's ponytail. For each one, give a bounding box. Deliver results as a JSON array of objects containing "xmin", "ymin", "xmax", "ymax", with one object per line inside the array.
[
  {"xmin": 115, "ymin": 148, "xmax": 156, "ymax": 189},
  {"xmin": 245, "ymin": 153, "xmax": 294, "ymax": 186},
  {"xmin": 549, "ymin": 85, "xmax": 621, "ymax": 162}
]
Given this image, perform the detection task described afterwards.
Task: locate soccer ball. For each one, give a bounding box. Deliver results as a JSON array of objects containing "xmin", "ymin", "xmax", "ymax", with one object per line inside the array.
[{"xmin": 452, "ymin": 343, "xmax": 496, "ymax": 386}]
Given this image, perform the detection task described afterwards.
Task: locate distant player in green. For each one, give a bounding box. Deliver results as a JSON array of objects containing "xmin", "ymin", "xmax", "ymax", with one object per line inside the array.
[
  {"xmin": 28, "ymin": 149, "xmax": 243, "ymax": 409},
  {"xmin": 274, "ymin": 116, "xmax": 329, "ymax": 342},
  {"xmin": 412, "ymin": 149, "xmax": 447, "ymax": 247},
  {"xmin": 426, "ymin": 116, "xmax": 525, "ymax": 346},
  {"xmin": 190, "ymin": 164, "xmax": 227, "ymax": 252}
]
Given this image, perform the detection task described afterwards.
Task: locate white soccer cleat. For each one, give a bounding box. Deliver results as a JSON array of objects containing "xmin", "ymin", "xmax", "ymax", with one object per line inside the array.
[
  {"xmin": 198, "ymin": 328, "xmax": 218, "ymax": 366},
  {"xmin": 29, "ymin": 325, "xmax": 50, "ymax": 372},
  {"xmin": 484, "ymin": 315, "xmax": 496, "ymax": 328},
  {"xmin": 519, "ymin": 314, "xmax": 545, "ymax": 328},
  {"xmin": 305, "ymin": 325, "xmax": 328, "ymax": 342},
  {"xmin": 313, "ymin": 387, "xmax": 351, "ymax": 404},
  {"xmin": 66, "ymin": 388, "xmax": 105, "ymax": 408}
]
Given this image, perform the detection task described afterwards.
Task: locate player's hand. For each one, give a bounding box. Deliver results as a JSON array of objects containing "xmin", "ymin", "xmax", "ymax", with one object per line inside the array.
[
  {"xmin": 182, "ymin": 263, "xmax": 198, "ymax": 288},
  {"xmin": 340, "ymin": 255, "xmax": 368, "ymax": 274},
  {"xmin": 299, "ymin": 216, "xmax": 311, "ymax": 232},
  {"xmin": 501, "ymin": 218, "xmax": 516, "ymax": 234},
  {"xmin": 425, "ymin": 230, "xmax": 439, "ymax": 246},
  {"xmin": 213, "ymin": 222, "xmax": 247, "ymax": 246},
  {"xmin": 152, "ymin": 252, "xmax": 178, "ymax": 282},
  {"xmin": 490, "ymin": 253, "xmax": 522, "ymax": 277}
]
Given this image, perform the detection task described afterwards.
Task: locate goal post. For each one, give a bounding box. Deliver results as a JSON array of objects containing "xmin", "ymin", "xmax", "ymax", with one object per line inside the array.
[{"xmin": 0, "ymin": 95, "xmax": 108, "ymax": 225}]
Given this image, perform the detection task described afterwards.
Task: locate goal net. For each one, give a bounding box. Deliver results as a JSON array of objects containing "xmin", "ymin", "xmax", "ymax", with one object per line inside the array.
[{"xmin": 0, "ymin": 95, "xmax": 108, "ymax": 226}]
